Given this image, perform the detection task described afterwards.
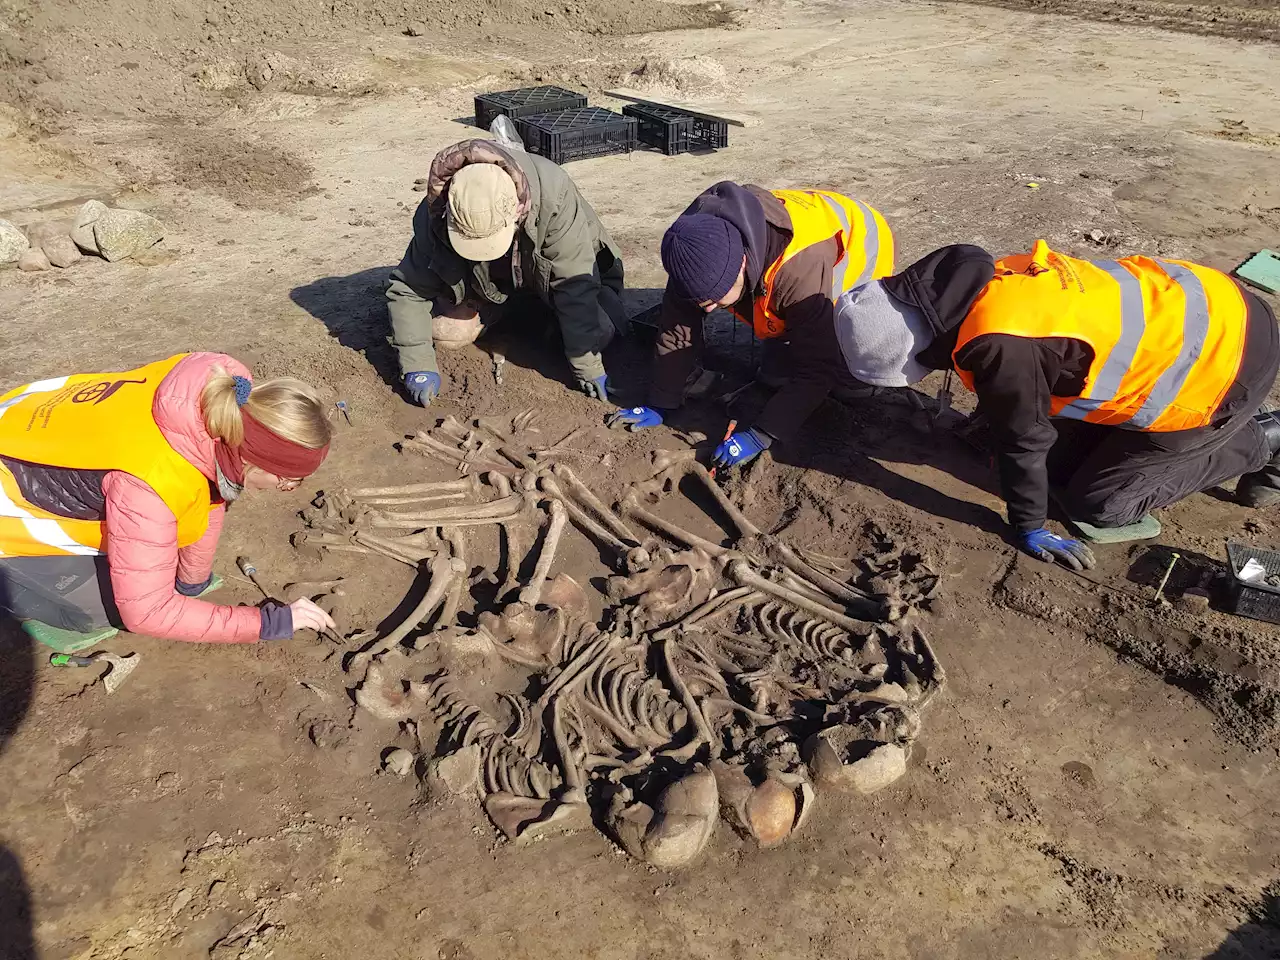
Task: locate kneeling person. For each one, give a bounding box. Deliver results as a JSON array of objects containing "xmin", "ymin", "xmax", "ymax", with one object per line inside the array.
[
  {"xmin": 609, "ymin": 181, "xmax": 894, "ymax": 470},
  {"xmin": 834, "ymin": 240, "xmax": 1280, "ymax": 569},
  {"xmin": 386, "ymin": 139, "xmax": 629, "ymax": 405},
  {"xmin": 0, "ymin": 353, "xmax": 337, "ymax": 649}
]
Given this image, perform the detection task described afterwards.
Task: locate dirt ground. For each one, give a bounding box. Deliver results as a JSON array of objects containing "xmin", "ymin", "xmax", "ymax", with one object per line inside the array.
[{"xmin": 2, "ymin": 0, "xmax": 1280, "ymax": 957}]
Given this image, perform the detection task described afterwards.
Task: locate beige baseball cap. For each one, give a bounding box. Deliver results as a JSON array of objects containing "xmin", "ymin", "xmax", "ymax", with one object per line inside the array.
[{"xmin": 446, "ymin": 163, "xmax": 519, "ymax": 262}]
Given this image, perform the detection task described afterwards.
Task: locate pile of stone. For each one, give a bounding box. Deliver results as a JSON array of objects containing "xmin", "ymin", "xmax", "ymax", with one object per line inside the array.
[{"xmin": 0, "ymin": 199, "xmax": 165, "ymax": 273}]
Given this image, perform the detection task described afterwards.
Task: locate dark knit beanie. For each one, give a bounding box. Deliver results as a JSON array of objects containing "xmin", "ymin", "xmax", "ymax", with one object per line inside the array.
[{"xmin": 660, "ymin": 214, "xmax": 745, "ymax": 304}]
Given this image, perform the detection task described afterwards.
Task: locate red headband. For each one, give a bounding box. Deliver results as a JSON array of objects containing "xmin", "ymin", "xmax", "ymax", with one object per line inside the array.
[{"xmin": 215, "ymin": 413, "xmax": 328, "ymax": 487}]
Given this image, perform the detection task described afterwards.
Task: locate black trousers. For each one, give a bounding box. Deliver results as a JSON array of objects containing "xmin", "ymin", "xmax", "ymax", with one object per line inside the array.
[{"xmin": 1047, "ymin": 296, "xmax": 1280, "ymax": 528}]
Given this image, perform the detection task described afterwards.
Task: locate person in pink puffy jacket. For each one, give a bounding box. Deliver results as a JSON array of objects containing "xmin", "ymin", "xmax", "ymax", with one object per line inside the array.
[{"xmin": 0, "ymin": 352, "xmax": 337, "ymax": 650}]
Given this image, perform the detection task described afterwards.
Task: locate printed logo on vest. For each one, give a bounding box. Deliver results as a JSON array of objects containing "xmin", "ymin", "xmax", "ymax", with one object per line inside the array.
[{"xmin": 72, "ymin": 378, "xmax": 148, "ymax": 405}]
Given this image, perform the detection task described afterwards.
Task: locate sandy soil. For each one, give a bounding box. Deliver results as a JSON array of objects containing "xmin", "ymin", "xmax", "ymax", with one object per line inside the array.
[{"xmin": 1, "ymin": 0, "xmax": 1280, "ymax": 958}]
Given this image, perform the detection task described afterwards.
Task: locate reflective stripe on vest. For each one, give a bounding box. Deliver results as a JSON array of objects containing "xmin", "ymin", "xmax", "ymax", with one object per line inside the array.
[
  {"xmin": 738, "ymin": 190, "xmax": 894, "ymax": 340},
  {"xmin": 0, "ymin": 354, "xmax": 215, "ymax": 558},
  {"xmin": 952, "ymin": 242, "xmax": 1247, "ymax": 433}
]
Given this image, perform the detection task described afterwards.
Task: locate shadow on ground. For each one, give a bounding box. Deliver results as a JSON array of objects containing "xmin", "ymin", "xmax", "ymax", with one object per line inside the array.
[
  {"xmin": 290, "ymin": 266, "xmax": 667, "ymax": 403},
  {"xmin": 1203, "ymin": 881, "xmax": 1280, "ymax": 958},
  {"xmin": 0, "ymin": 621, "xmax": 36, "ymax": 960}
]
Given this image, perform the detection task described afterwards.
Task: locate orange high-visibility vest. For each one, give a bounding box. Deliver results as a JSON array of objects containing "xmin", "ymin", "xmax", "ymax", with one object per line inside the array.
[
  {"xmin": 733, "ymin": 190, "xmax": 894, "ymax": 340},
  {"xmin": 0, "ymin": 354, "xmax": 216, "ymax": 557},
  {"xmin": 953, "ymin": 241, "xmax": 1248, "ymax": 432}
]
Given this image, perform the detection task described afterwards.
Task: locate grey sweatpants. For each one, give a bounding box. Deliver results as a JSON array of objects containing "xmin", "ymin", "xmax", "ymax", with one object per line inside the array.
[{"xmin": 0, "ymin": 555, "xmax": 119, "ymax": 631}]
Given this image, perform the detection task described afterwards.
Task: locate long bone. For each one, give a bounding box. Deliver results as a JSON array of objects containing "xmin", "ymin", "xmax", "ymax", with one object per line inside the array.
[
  {"xmin": 551, "ymin": 464, "xmax": 642, "ymax": 548},
  {"xmin": 619, "ymin": 489, "xmax": 728, "ymax": 559},
  {"xmin": 652, "ymin": 586, "xmax": 761, "ymax": 641},
  {"xmin": 439, "ymin": 527, "xmax": 467, "ymax": 626},
  {"xmin": 540, "ymin": 474, "xmax": 647, "ymax": 570},
  {"xmin": 345, "ymin": 477, "xmax": 482, "ymax": 499},
  {"xmin": 363, "ymin": 553, "xmax": 466, "ymax": 657},
  {"xmin": 660, "ymin": 636, "xmax": 715, "ymax": 747},
  {"xmin": 518, "ymin": 499, "xmax": 567, "ymax": 607},
  {"xmin": 401, "ymin": 431, "xmax": 521, "ymax": 476},
  {"xmin": 727, "ymin": 559, "xmax": 872, "ymax": 636},
  {"xmin": 368, "ymin": 494, "xmax": 527, "ymax": 525},
  {"xmin": 487, "ymin": 473, "xmax": 524, "ymax": 599}
]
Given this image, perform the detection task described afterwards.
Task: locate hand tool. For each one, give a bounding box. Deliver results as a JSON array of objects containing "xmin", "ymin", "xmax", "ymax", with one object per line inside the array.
[
  {"xmin": 240, "ymin": 556, "xmax": 341, "ymax": 644},
  {"xmin": 492, "ymin": 352, "xmax": 506, "ymax": 386},
  {"xmin": 49, "ymin": 651, "xmax": 141, "ymax": 694},
  {"xmin": 335, "ymin": 400, "xmax": 353, "ymax": 426}
]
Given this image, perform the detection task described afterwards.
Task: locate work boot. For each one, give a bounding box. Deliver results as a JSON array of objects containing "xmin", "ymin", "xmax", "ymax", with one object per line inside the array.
[
  {"xmin": 22, "ymin": 619, "xmax": 118, "ymax": 654},
  {"xmin": 1236, "ymin": 409, "xmax": 1280, "ymax": 508}
]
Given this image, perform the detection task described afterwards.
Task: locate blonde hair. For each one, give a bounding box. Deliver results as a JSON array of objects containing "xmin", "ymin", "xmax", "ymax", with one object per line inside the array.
[{"xmin": 201, "ymin": 366, "xmax": 331, "ymax": 450}]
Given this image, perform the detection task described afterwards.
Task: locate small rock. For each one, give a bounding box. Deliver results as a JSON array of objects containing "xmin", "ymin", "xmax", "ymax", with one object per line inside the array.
[
  {"xmin": 18, "ymin": 247, "xmax": 50, "ymax": 272},
  {"xmin": 170, "ymin": 887, "xmax": 193, "ymax": 916},
  {"xmin": 382, "ymin": 747, "xmax": 415, "ymax": 777},
  {"xmin": 72, "ymin": 200, "xmax": 108, "ymax": 254},
  {"xmin": 412, "ymin": 183, "xmax": 428, "ymax": 192},
  {"xmin": 0, "ymin": 219, "xmax": 29, "ymax": 263},
  {"xmin": 1175, "ymin": 587, "xmax": 1212, "ymax": 615},
  {"xmin": 847, "ymin": 743, "xmax": 907, "ymax": 794},
  {"xmin": 43, "ymin": 234, "xmax": 82, "ymax": 268},
  {"xmin": 405, "ymin": 21, "xmax": 428, "ymax": 36},
  {"xmin": 25, "ymin": 218, "xmax": 73, "ymax": 246},
  {"xmin": 1087, "ymin": 228, "xmax": 1106, "ymax": 243},
  {"xmin": 93, "ymin": 208, "xmax": 164, "ymax": 262}
]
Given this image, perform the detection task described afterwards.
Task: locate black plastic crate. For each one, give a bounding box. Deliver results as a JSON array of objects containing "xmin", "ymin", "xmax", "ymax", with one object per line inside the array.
[
  {"xmin": 622, "ymin": 103, "xmax": 729, "ymax": 155},
  {"xmin": 474, "ymin": 86, "xmax": 587, "ymax": 132},
  {"xmin": 515, "ymin": 107, "xmax": 637, "ymax": 165},
  {"xmin": 1225, "ymin": 541, "xmax": 1280, "ymax": 625}
]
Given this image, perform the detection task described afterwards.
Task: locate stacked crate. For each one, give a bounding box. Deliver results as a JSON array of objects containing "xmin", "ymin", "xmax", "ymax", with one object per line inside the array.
[{"xmin": 474, "ymin": 86, "xmax": 731, "ymax": 164}]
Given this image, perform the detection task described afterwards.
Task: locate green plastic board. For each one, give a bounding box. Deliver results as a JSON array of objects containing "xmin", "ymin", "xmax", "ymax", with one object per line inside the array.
[{"xmin": 1236, "ymin": 249, "xmax": 1280, "ymax": 294}]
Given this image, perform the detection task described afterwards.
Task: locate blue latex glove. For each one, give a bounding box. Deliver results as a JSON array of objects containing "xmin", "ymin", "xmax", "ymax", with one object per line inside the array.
[
  {"xmin": 403, "ymin": 371, "xmax": 441, "ymax": 407},
  {"xmin": 1018, "ymin": 527, "xmax": 1096, "ymax": 571},
  {"xmin": 605, "ymin": 405, "xmax": 664, "ymax": 431},
  {"xmin": 258, "ymin": 600, "xmax": 293, "ymax": 641},
  {"xmin": 711, "ymin": 427, "xmax": 772, "ymax": 471},
  {"xmin": 579, "ymin": 374, "xmax": 611, "ymax": 401}
]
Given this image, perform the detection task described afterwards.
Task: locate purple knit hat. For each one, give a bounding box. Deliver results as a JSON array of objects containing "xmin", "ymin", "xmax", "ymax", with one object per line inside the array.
[{"xmin": 660, "ymin": 214, "xmax": 745, "ymax": 304}]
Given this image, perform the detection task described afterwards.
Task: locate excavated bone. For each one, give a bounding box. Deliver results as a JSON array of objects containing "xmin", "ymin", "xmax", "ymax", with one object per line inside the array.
[
  {"xmin": 539, "ymin": 474, "xmax": 649, "ymax": 572},
  {"xmin": 283, "ymin": 578, "xmax": 345, "ymax": 602},
  {"xmin": 607, "ymin": 554, "xmax": 715, "ymax": 618},
  {"xmin": 518, "ymin": 499, "xmax": 567, "ymax": 606},
  {"xmin": 382, "ymin": 748, "xmax": 415, "ymax": 776},
  {"xmin": 609, "ymin": 768, "xmax": 719, "ymax": 869},
  {"xmin": 541, "ymin": 573, "xmax": 589, "ymax": 617},
  {"xmin": 477, "ymin": 604, "xmax": 565, "ymax": 663},
  {"xmin": 439, "ymin": 527, "xmax": 467, "ymax": 626},
  {"xmin": 649, "ymin": 448, "xmax": 699, "ymax": 473},
  {"xmin": 712, "ymin": 761, "xmax": 800, "ymax": 847},
  {"xmin": 355, "ymin": 661, "xmax": 419, "ymax": 721},
  {"xmin": 425, "ymin": 744, "xmax": 483, "ymax": 797},
  {"xmin": 363, "ymin": 555, "xmax": 465, "ymax": 658},
  {"xmin": 484, "ymin": 791, "xmax": 593, "ymax": 842},
  {"xmin": 804, "ymin": 728, "xmax": 908, "ymax": 793},
  {"xmin": 346, "ymin": 476, "xmax": 482, "ymax": 500},
  {"xmin": 620, "ymin": 491, "xmax": 728, "ymax": 559},
  {"xmin": 367, "ymin": 494, "xmax": 528, "ymax": 528},
  {"xmin": 552, "ymin": 463, "xmax": 643, "ymax": 548},
  {"xmin": 728, "ymin": 560, "xmax": 871, "ymax": 636}
]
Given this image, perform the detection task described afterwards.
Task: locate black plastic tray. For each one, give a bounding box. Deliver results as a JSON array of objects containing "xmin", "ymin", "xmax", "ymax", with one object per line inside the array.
[
  {"xmin": 515, "ymin": 107, "xmax": 637, "ymax": 165},
  {"xmin": 474, "ymin": 86, "xmax": 587, "ymax": 132},
  {"xmin": 1225, "ymin": 541, "xmax": 1280, "ymax": 625},
  {"xmin": 622, "ymin": 103, "xmax": 729, "ymax": 155}
]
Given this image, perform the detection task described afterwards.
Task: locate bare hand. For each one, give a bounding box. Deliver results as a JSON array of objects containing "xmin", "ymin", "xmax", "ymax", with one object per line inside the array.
[{"xmin": 289, "ymin": 597, "xmax": 337, "ymax": 634}]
